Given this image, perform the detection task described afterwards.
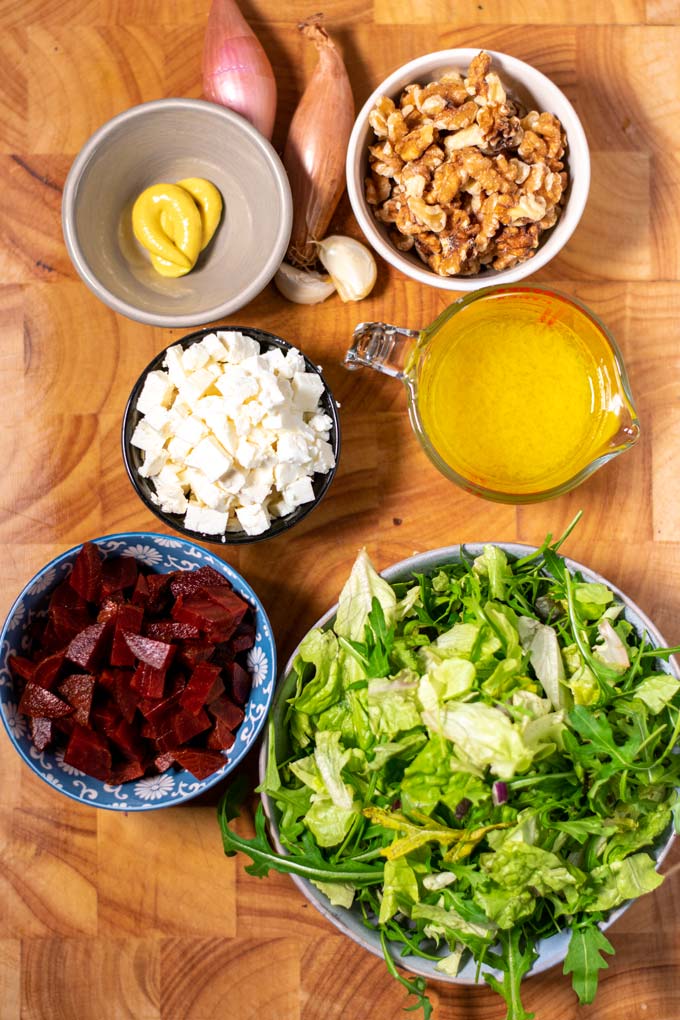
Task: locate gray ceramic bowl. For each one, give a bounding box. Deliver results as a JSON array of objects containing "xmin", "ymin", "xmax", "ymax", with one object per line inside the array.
[
  {"xmin": 62, "ymin": 98, "xmax": 292, "ymax": 327},
  {"xmin": 260, "ymin": 543, "xmax": 677, "ymax": 985}
]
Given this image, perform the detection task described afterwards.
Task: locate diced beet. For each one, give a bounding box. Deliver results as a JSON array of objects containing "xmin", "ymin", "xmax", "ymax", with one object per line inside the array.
[
  {"xmin": 110, "ymin": 760, "xmax": 145, "ymax": 783},
  {"xmin": 169, "ymin": 566, "xmax": 231, "ymax": 597},
  {"xmin": 172, "ymin": 706, "xmax": 211, "ymax": 745},
  {"xmin": 30, "ymin": 716, "xmax": 53, "ymax": 751},
  {"xmin": 145, "ymin": 573, "xmax": 172, "ymax": 612},
  {"xmin": 203, "ymin": 585, "xmax": 249, "ymax": 623},
  {"xmin": 131, "ymin": 572, "xmax": 150, "ymax": 606},
  {"xmin": 165, "ymin": 671, "xmax": 188, "ymax": 697},
  {"xmin": 206, "ymin": 718, "xmax": 236, "ymax": 751},
  {"xmin": 97, "ymin": 595, "xmax": 124, "ymax": 624},
  {"xmin": 49, "ymin": 578, "xmax": 89, "ymax": 615},
  {"xmin": 69, "ymin": 542, "xmax": 103, "ymax": 603},
  {"xmin": 145, "ymin": 621, "xmax": 201, "ymax": 641},
  {"xmin": 209, "ymin": 694, "xmax": 245, "ymax": 731},
  {"xmin": 123, "ymin": 632, "xmax": 175, "ymax": 671},
  {"xmin": 64, "ymin": 724, "xmax": 112, "ymax": 781},
  {"xmin": 172, "ymin": 747, "xmax": 226, "ymax": 780},
  {"xmin": 101, "ymin": 555, "xmax": 138, "ymax": 597},
  {"xmin": 8, "ymin": 655, "xmax": 36, "ymax": 682},
  {"xmin": 111, "ymin": 671, "xmax": 140, "ymax": 724},
  {"xmin": 179, "ymin": 663, "xmax": 222, "ymax": 716},
  {"xmin": 66, "ymin": 621, "xmax": 111, "ymax": 670},
  {"xmin": 225, "ymin": 661, "xmax": 253, "ymax": 705},
  {"xmin": 53, "ymin": 715, "xmax": 75, "ymax": 738},
  {"xmin": 40, "ymin": 620, "xmax": 67, "ymax": 653},
  {"xmin": 177, "ymin": 640, "xmax": 215, "ymax": 670},
  {"xmin": 33, "ymin": 651, "xmax": 66, "ymax": 690},
  {"xmin": 130, "ymin": 662, "xmax": 167, "ymax": 699},
  {"xmin": 108, "ymin": 717, "xmax": 144, "ymax": 760},
  {"xmin": 172, "ymin": 594, "xmax": 244, "ymax": 642},
  {"xmin": 138, "ymin": 691, "xmax": 182, "ymax": 724},
  {"xmin": 48, "ymin": 580, "xmax": 92, "ymax": 642},
  {"xmin": 230, "ymin": 622, "xmax": 256, "ymax": 654},
  {"xmin": 19, "ymin": 683, "xmax": 73, "ymax": 719},
  {"xmin": 58, "ymin": 674, "xmax": 95, "ymax": 727},
  {"xmin": 98, "ymin": 668, "xmax": 120, "ymax": 693},
  {"xmin": 90, "ymin": 700, "xmax": 121, "ymax": 738},
  {"xmin": 110, "ymin": 605, "xmax": 145, "ymax": 667},
  {"xmin": 206, "ymin": 674, "xmax": 225, "ymax": 703},
  {"xmin": 154, "ymin": 752, "xmax": 175, "ymax": 773}
]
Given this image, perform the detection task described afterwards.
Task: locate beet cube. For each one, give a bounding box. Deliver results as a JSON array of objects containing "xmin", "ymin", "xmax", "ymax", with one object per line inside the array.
[
  {"xmin": 131, "ymin": 572, "xmax": 150, "ymax": 606},
  {"xmin": 169, "ymin": 566, "xmax": 231, "ymax": 597},
  {"xmin": 209, "ymin": 694, "xmax": 245, "ymax": 731},
  {"xmin": 139, "ymin": 691, "xmax": 182, "ymax": 725},
  {"xmin": 230, "ymin": 623, "xmax": 256, "ymax": 654},
  {"xmin": 58, "ymin": 674, "xmax": 95, "ymax": 727},
  {"xmin": 123, "ymin": 632, "xmax": 175, "ymax": 671},
  {"xmin": 30, "ymin": 716, "xmax": 53, "ymax": 751},
  {"xmin": 130, "ymin": 662, "xmax": 167, "ymax": 699},
  {"xmin": 177, "ymin": 640, "xmax": 215, "ymax": 670},
  {"xmin": 206, "ymin": 674, "xmax": 225, "ymax": 703},
  {"xmin": 108, "ymin": 717, "xmax": 144, "ymax": 760},
  {"xmin": 145, "ymin": 573, "xmax": 171, "ymax": 612},
  {"xmin": 145, "ymin": 621, "xmax": 201, "ymax": 641},
  {"xmin": 66, "ymin": 622, "xmax": 111, "ymax": 670},
  {"xmin": 90, "ymin": 700, "xmax": 121, "ymax": 738},
  {"xmin": 111, "ymin": 671, "xmax": 141, "ymax": 724},
  {"xmin": 64, "ymin": 724, "xmax": 112, "ymax": 781},
  {"xmin": 111, "ymin": 605, "xmax": 145, "ymax": 667},
  {"xmin": 34, "ymin": 651, "xmax": 66, "ymax": 690},
  {"xmin": 172, "ymin": 594, "xmax": 243, "ymax": 642},
  {"xmin": 19, "ymin": 683, "xmax": 72, "ymax": 719},
  {"xmin": 206, "ymin": 718, "xmax": 236, "ymax": 751},
  {"xmin": 97, "ymin": 595, "xmax": 124, "ymax": 624},
  {"xmin": 226, "ymin": 661, "xmax": 253, "ymax": 705},
  {"xmin": 8, "ymin": 655, "xmax": 36, "ymax": 682},
  {"xmin": 48, "ymin": 580, "xmax": 92, "ymax": 642},
  {"xmin": 110, "ymin": 760, "xmax": 145, "ymax": 783},
  {"xmin": 69, "ymin": 542, "xmax": 103, "ymax": 603},
  {"xmin": 101, "ymin": 555, "xmax": 138, "ymax": 596},
  {"xmin": 172, "ymin": 706, "xmax": 211, "ymax": 745},
  {"xmin": 180, "ymin": 663, "xmax": 222, "ymax": 716},
  {"xmin": 172, "ymin": 747, "xmax": 226, "ymax": 780},
  {"xmin": 203, "ymin": 585, "xmax": 249, "ymax": 622}
]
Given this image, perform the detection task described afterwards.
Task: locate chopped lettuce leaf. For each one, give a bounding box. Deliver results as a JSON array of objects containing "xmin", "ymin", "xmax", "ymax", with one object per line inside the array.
[
  {"xmin": 311, "ymin": 879, "xmax": 356, "ymax": 908},
  {"xmin": 422, "ymin": 702, "xmax": 538, "ymax": 779},
  {"xmin": 633, "ymin": 674, "xmax": 680, "ymax": 714},
  {"xmin": 592, "ymin": 620, "xmax": 630, "ymax": 673},
  {"xmin": 473, "ymin": 545, "xmax": 510, "ymax": 600},
  {"xmin": 379, "ymin": 856, "xmax": 419, "ymax": 923},
  {"xmin": 584, "ymin": 854, "xmax": 664, "ymax": 912},
  {"xmin": 335, "ymin": 548, "xmax": 396, "ymax": 642}
]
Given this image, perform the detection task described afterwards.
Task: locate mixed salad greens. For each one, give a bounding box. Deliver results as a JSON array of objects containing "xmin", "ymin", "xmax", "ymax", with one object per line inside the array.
[{"xmin": 220, "ymin": 522, "xmax": 680, "ymax": 1019}]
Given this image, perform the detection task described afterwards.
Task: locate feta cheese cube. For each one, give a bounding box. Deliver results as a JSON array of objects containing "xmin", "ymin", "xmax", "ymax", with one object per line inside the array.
[
  {"xmin": 163, "ymin": 345, "xmax": 188, "ymax": 387},
  {"xmin": 219, "ymin": 467, "xmax": 247, "ymax": 494},
  {"xmin": 236, "ymin": 437, "xmax": 260, "ymax": 469},
  {"xmin": 181, "ymin": 343, "xmax": 210, "ymax": 373},
  {"xmin": 142, "ymin": 405, "xmax": 173, "ymax": 436},
  {"xmin": 139, "ymin": 448, "xmax": 167, "ymax": 478},
  {"xmin": 186, "ymin": 436, "xmax": 233, "ymax": 482},
  {"xmin": 240, "ymin": 479, "xmax": 273, "ymax": 505},
  {"xmin": 243, "ymin": 400, "xmax": 267, "ymax": 425},
  {"xmin": 257, "ymin": 373, "xmax": 287, "ymax": 408},
  {"xmin": 217, "ymin": 330, "xmax": 261, "ymax": 363},
  {"xmin": 186, "ymin": 469, "xmax": 232, "ymax": 511},
  {"xmin": 214, "ymin": 367, "xmax": 259, "ymax": 403},
  {"xmin": 291, "ymin": 372, "xmax": 325, "ymax": 411},
  {"xmin": 283, "ymin": 476, "xmax": 316, "ymax": 508},
  {"xmin": 184, "ymin": 502, "xmax": 229, "ymax": 535},
  {"xmin": 178, "ymin": 367, "xmax": 215, "ymax": 404},
  {"xmin": 312, "ymin": 439, "xmax": 336, "ymax": 473},
  {"xmin": 173, "ymin": 414, "xmax": 208, "ymax": 447},
  {"xmin": 276, "ymin": 430, "xmax": 311, "ymax": 464},
  {"xmin": 281, "ymin": 349, "xmax": 306, "ymax": 378},
  {"xmin": 136, "ymin": 370, "xmax": 176, "ymax": 415},
  {"xmin": 274, "ymin": 461, "xmax": 302, "ymax": 489},
  {"xmin": 262, "ymin": 409, "xmax": 301, "ymax": 432},
  {"xmin": 167, "ymin": 435, "xmax": 192, "ymax": 461},
  {"xmin": 199, "ymin": 333, "xmax": 229, "ymax": 361},
  {"xmin": 130, "ymin": 419, "xmax": 165, "ymax": 454},
  {"xmin": 235, "ymin": 503, "xmax": 271, "ymax": 536},
  {"xmin": 269, "ymin": 496, "xmax": 295, "ymax": 518},
  {"xmin": 307, "ymin": 412, "xmax": 333, "ymax": 434},
  {"xmin": 260, "ymin": 348, "xmax": 287, "ymax": 375}
]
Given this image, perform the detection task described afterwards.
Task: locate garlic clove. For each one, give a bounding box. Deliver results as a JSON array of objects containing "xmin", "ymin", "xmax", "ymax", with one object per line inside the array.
[
  {"xmin": 274, "ymin": 261, "xmax": 337, "ymax": 304},
  {"xmin": 315, "ymin": 235, "xmax": 377, "ymax": 302}
]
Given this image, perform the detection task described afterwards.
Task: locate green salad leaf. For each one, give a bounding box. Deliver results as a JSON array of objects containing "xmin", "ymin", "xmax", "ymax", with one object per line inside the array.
[{"xmin": 219, "ymin": 522, "xmax": 679, "ymax": 1019}]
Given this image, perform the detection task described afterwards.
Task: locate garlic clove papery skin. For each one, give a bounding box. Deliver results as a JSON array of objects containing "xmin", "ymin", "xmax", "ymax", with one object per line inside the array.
[
  {"xmin": 316, "ymin": 235, "xmax": 377, "ymax": 302},
  {"xmin": 274, "ymin": 261, "xmax": 336, "ymax": 304}
]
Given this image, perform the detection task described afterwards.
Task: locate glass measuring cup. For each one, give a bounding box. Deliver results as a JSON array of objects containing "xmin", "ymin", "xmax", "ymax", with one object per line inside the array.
[{"xmin": 344, "ymin": 285, "xmax": 640, "ymax": 504}]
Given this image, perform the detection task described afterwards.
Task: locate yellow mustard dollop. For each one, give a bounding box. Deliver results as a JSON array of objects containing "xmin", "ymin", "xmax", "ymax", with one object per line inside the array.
[{"xmin": 132, "ymin": 179, "xmax": 223, "ymax": 278}]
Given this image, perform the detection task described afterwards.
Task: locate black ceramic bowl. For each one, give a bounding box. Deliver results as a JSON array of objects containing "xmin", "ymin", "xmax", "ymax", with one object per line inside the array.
[{"xmin": 121, "ymin": 326, "xmax": 341, "ymax": 545}]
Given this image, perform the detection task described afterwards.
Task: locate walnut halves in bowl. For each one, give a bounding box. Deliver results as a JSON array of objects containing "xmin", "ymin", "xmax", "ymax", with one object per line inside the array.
[{"xmin": 364, "ymin": 52, "xmax": 569, "ymax": 277}]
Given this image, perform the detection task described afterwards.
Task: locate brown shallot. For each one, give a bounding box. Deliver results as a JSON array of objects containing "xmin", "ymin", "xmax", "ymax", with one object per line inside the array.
[
  {"xmin": 284, "ymin": 15, "xmax": 354, "ymax": 266},
  {"xmin": 202, "ymin": 0, "xmax": 277, "ymax": 140}
]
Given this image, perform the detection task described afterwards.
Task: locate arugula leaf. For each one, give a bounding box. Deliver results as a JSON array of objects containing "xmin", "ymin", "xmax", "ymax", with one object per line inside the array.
[
  {"xmin": 483, "ymin": 927, "xmax": 537, "ymax": 1020},
  {"xmin": 380, "ymin": 930, "xmax": 433, "ymax": 1019},
  {"xmin": 563, "ymin": 923, "xmax": 614, "ymax": 1004}
]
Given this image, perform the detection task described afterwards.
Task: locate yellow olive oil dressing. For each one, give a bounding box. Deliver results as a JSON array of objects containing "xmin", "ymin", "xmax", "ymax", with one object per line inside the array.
[{"xmin": 416, "ymin": 293, "xmax": 629, "ymax": 496}]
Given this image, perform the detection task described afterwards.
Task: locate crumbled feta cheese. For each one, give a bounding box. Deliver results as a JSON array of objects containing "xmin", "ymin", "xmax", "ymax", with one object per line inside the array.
[
  {"xmin": 184, "ymin": 503, "xmax": 229, "ymax": 535},
  {"xmin": 235, "ymin": 503, "xmax": 271, "ymax": 536},
  {"xmin": 136, "ymin": 370, "xmax": 176, "ymax": 416},
  {"xmin": 132, "ymin": 333, "xmax": 336, "ymax": 537},
  {"xmin": 186, "ymin": 435, "xmax": 232, "ymax": 482}
]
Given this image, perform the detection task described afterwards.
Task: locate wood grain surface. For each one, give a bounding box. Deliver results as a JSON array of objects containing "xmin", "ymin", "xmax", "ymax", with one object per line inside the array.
[{"xmin": 1, "ymin": 1, "xmax": 680, "ymax": 1018}]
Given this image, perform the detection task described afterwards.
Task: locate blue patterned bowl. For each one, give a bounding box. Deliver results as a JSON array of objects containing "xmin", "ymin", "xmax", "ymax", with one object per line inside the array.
[{"xmin": 0, "ymin": 532, "xmax": 276, "ymax": 811}]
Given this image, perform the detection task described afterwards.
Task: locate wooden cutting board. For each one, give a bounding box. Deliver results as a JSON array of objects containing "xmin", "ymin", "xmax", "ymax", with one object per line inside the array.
[{"xmin": 1, "ymin": 1, "xmax": 680, "ymax": 1017}]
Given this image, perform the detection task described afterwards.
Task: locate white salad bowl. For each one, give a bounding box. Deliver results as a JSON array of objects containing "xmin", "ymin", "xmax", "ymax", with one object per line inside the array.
[{"xmin": 259, "ymin": 543, "xmax": 677, "ymax": 985}]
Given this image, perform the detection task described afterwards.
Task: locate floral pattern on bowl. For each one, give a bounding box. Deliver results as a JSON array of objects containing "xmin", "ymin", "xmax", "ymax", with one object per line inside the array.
[{"xmin": 0, "ymin": 532, "xmax": 277, "ymax": 811}]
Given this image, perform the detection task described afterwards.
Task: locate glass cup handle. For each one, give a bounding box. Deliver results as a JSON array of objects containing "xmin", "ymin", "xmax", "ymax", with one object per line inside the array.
[{"xmin": 344, "ymin": 321, "xmax": 421, "ymax": 379}]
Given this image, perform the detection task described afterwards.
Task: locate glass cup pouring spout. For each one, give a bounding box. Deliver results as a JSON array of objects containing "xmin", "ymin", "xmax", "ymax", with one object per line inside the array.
[{"xmin": 344, "ymin": 321, "xmax": 422, "ymax": 379}]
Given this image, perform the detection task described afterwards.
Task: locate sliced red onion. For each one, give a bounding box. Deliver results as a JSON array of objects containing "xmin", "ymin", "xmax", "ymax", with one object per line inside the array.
[
  {"xmin": 455, "ymin": 797, "xmax": 471, "ymax": 820},
  {"xmin": 492, "ymin": 781, "xmax": 508, "ymax": 806}
]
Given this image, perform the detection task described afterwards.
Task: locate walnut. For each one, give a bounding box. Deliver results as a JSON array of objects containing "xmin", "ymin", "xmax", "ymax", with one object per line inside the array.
[
  {"xmin": 363, "ymin": 51, "xmax": 569, "ymax": 278},
  {"xmin": 395, "ymin": 124, "xmax": 436, "ymax": 161}
]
